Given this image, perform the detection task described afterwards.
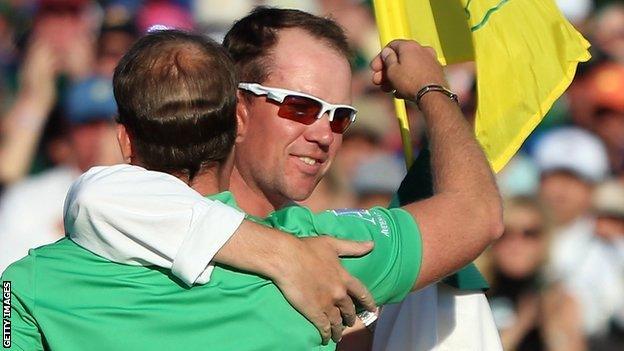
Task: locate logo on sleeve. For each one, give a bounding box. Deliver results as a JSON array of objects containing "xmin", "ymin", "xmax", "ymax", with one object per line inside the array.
[{"xmin": 330, "ymin": 209, "xmax": 391, "ymax": 237}]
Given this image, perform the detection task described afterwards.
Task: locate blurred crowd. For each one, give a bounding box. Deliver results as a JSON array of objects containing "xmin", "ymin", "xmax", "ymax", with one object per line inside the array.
[{"xmin": 0, "ymin": 0, "xmax": 622, "ymax": 350}]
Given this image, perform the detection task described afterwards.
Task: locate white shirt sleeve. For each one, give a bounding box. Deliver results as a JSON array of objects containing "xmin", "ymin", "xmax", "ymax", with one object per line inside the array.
[{"xmin": 64, "ymin": 164, "xmax": 245, "ymax": 286}]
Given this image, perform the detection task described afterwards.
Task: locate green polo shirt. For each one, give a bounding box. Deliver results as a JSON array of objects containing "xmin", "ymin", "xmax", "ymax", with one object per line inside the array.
[{"xmin": 1, "ymin": 192, "xmax": 421, "ymax": 351}]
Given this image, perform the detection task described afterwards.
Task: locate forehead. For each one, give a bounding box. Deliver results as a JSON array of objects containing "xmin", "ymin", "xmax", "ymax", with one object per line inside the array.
[{"xmin": 263, "ymin": 28, "xmax": 352, "ymax": 104}]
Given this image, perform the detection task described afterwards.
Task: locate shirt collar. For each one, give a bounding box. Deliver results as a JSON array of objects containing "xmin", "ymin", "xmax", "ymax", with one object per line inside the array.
[{"xmin": 205, "ymin": 191, "xmax": 240, "ymax": 209}]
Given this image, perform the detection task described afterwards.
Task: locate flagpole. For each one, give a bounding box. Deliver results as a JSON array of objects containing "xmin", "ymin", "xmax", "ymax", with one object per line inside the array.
[{"xmin": 373, "ymin": 0, "xmax": 414, "ymax": 168}]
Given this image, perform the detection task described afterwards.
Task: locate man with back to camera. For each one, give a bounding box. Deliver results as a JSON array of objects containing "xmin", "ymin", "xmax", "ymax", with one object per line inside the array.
[
  {"xmin": 61, "ymin": 8, "xmax": 503, "ymax": 350},
  {"xmin": 2, "ymin": 24, "xmax": 502, "ymax": 350},
  {"xmin": 1, "ymin": 30, "xmax": 380, "ymax": 350}
]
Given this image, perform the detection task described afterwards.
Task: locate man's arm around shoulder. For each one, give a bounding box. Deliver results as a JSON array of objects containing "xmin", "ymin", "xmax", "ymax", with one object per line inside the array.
[{"xmin": 64, "ymin": 164, "xmax": 376, "ymax": 344}]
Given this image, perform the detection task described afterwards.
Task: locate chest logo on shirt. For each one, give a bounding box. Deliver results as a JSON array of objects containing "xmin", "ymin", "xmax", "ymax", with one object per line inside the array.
[{"xmin": 330, "ymin": 209, "xmax": 391, "ymax": 237}]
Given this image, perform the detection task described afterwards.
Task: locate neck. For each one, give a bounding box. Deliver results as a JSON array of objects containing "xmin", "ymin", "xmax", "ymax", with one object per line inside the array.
[
  {"xmin": 174, "ymin": 164, "xmax": 230, "ymax": 196},
  {"xmin": 229, "ymin": 166, "xmax": 289, "ymax": 217}
]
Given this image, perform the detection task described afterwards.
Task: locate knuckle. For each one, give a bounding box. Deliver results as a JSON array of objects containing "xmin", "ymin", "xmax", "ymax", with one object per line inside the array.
[
  {"xmin": 329, "ymin": 308, "xmax": 342, "ymax": 321},
  {"xmin": 341, "ymin": 306, "xmax": 355, "ymax": 317},
  {"xmin": 425, "ymin": 47, "xmax": 437, "ymax": 56},
  {"xmin": 332, "ymin": 288, "xmax": 347, "ymax": 301}
]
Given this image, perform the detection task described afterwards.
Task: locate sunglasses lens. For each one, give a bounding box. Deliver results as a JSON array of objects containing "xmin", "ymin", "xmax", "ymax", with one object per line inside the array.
[
  {"xmin": 278, "ymin": 95, "xmax": 322, "ymax": 124},
  {"xmin": 275, "ymin": 93, "xmax": 355, "ymax": 133},
  {"xmin": 331, "ymin": 108, "xmax": 355, "ymax": 133}
]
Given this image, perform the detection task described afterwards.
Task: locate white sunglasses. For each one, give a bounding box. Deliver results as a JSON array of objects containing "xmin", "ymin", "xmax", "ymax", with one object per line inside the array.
[{"xmin": 238, "ymin": 82, "xmax": 357, "ymax": 133}]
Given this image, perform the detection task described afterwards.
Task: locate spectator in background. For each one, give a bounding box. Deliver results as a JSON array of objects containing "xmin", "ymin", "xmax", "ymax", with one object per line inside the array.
[
  {"xmin": 583, "ymin": 63, "xmax": 624, "ymax": 176},
  {"xmin": 0, "ymin": 76, "xmax": 121, "ymax": 273},
  {"xmin": 534, "ymin": 127, "xmax": 622, "ymax": 339},
  {"xmin": 535, "ymin": 127, "xmax": 608, "ymax": 230},
  {"xmin": 136, "ymin": 0, "xmax": 194, "ymax": 34},
  {"xmin": 0, "ymin": 0, "xmax": 97, "ymax": 185},
  {"xmin": 556, "ymin": 0, "xmax": 594, "ymax": 26},
  {"xmin": 352, "ymin": 153, "xmax": 405, "ymax": 209},
  {"xmin": 0, "ymin": 33, "xmax": 62, "ymax": 185},
  {"xmin": 591, "ymin": 3, "xmax": 624, "ymax": 64},
  {"xmin": 589, "ymin": 180, "xmax": 624, "ymax": 350},
  {"xmin": 333, "ymin": 126, "xmax": 384, "ymax": 182},
  {"xmin": 568, "ymin": 62, "xmax": 624, "ymax": 176},
  {"xmin": 96, "ymin": 10, "xmax": 137, "ymax": 77},
  {"xmin": 496, "ymin": 153, "xmax": 541, "ymax": 198},
  {"xmin": 0, "ymin": 0, "xmax": 94, "ymax": 184},
  {"xmin": 488, "ymin": 196, "xmax": 589, "ymax": 351},
  {"xmin": 331, "ymin": 104, "xmax": 392, "ymax": 187},
  {"xmin": 0, "ymin": 0, "xmax": 136, "ymax": 187},
  {"xmin": 593, "ymin": 181, "xmax": 624, "ymax": 254}
]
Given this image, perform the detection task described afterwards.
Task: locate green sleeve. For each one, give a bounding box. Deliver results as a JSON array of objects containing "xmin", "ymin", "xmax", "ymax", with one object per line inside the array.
[
  {"xmin": 1, "ymin": 254, "xmax": 45, "ymax": 351},
  {"xmin": 267, "ymin": 206, "xmax": 422, "ymax": 305}
]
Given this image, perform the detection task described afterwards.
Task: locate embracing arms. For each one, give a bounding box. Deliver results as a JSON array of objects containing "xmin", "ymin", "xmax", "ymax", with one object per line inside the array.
[{"xmin": 65, "ymin": 165, "xmax": 374, "ymax": 344}]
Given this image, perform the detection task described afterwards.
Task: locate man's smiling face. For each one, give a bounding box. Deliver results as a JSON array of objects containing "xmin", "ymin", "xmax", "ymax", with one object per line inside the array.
[{"xmin": 234, "ymin": 28, "xmax": 353, "ymax": 205}]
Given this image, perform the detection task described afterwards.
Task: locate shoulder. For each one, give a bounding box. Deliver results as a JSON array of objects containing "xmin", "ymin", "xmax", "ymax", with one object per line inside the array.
[
  {"xmin": 1, "ymin": 245, "xmax": 40, "ymax": 302},
  {"xmin": 77, "ymin": 164, "xmax": 190, "ymax": 187},
  {"xmin": 70, "ymin": 164, "xmax": 199, "ymax": 203},
  {"xmin": 2, "ymin": 251, "xmax": 36, "ymax": 282},
  {"xmin": 2, "ymin": 239, "xmax": 100, "ymax": 279},
  {"xmin": 264, "ymin": 205, "xmax": 317, "ymax": 236}
]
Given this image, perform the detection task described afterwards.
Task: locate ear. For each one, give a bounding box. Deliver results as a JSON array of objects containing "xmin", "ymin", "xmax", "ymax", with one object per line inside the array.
[
  {"xmin": 235, "ymin": 90, "xmax": 250, "ymax": 143},
  {"xmin": 116, "ymin": 124, "xmax": 133, "ymax": 164}
]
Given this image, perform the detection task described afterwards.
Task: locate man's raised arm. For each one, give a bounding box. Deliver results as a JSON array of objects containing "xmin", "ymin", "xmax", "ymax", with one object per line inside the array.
[
  {"xmin": 64, "ymin": 164, "xmax": 375, "ymax": 344},
  {"xmin": 371, "ymin": 40, "xmax": 504, "ymax": 290}
]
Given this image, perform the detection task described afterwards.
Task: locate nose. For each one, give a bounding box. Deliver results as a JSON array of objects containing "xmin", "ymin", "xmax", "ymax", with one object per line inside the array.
[{"xmin": 303, "ymin": 113, "xmax": 335, "ymax": 147}]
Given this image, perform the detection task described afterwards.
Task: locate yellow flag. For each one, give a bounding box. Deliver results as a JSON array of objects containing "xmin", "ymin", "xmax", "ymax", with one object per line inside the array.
[{"xmin": 373, "ymin": 0, "xmax": 591, "ymax": 172}]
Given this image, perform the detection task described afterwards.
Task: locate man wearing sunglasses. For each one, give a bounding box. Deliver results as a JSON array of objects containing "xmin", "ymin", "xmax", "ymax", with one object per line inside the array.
[
  {"xmin": 236, "ymin": 83, "xmax": 357, "ymax": 134},
  {"xmin": 3, "ymin": 9, "xmax": 501, "ymax": 351},
  {"xmin": 97, "ymin": 6, "xmax": 502, "ymax": 347}
]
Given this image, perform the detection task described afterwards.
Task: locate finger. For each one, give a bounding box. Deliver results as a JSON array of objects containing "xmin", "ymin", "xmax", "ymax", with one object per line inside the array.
[
  {"xmin": 380, "ymin": 46, "xmax": 398, "ymax": 67},
  {"xmin": 370, "ymin": 54, "xmax": 383, "ymax": 71},
  {"xmin": 311, "ymin": 313, "xmax": 332, "ymax": 345},
  {"xmin": 328, "ymin": 308, "xmax": 344, "ymax": 343},
  {"xmin": 372, "ymin": 71, "xmax": 384, "ymax": 85},
  {"xmin": 385, "ymin": 39, "xmax": 411, "ymax": 53},
  {"xmin": 424, "ymin": 46, "xmax": 438, "ymax": 59},
  {"xmin": 335, "ymin": 295, "xmax": 357, "ymax": 327},
  {"xmin": 345, "ymin": 276, "xmax": 377, "ymax": 312},
  {"xmin": 325, "ymin": 237, "xmax": 374, "ymax": 257}
]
